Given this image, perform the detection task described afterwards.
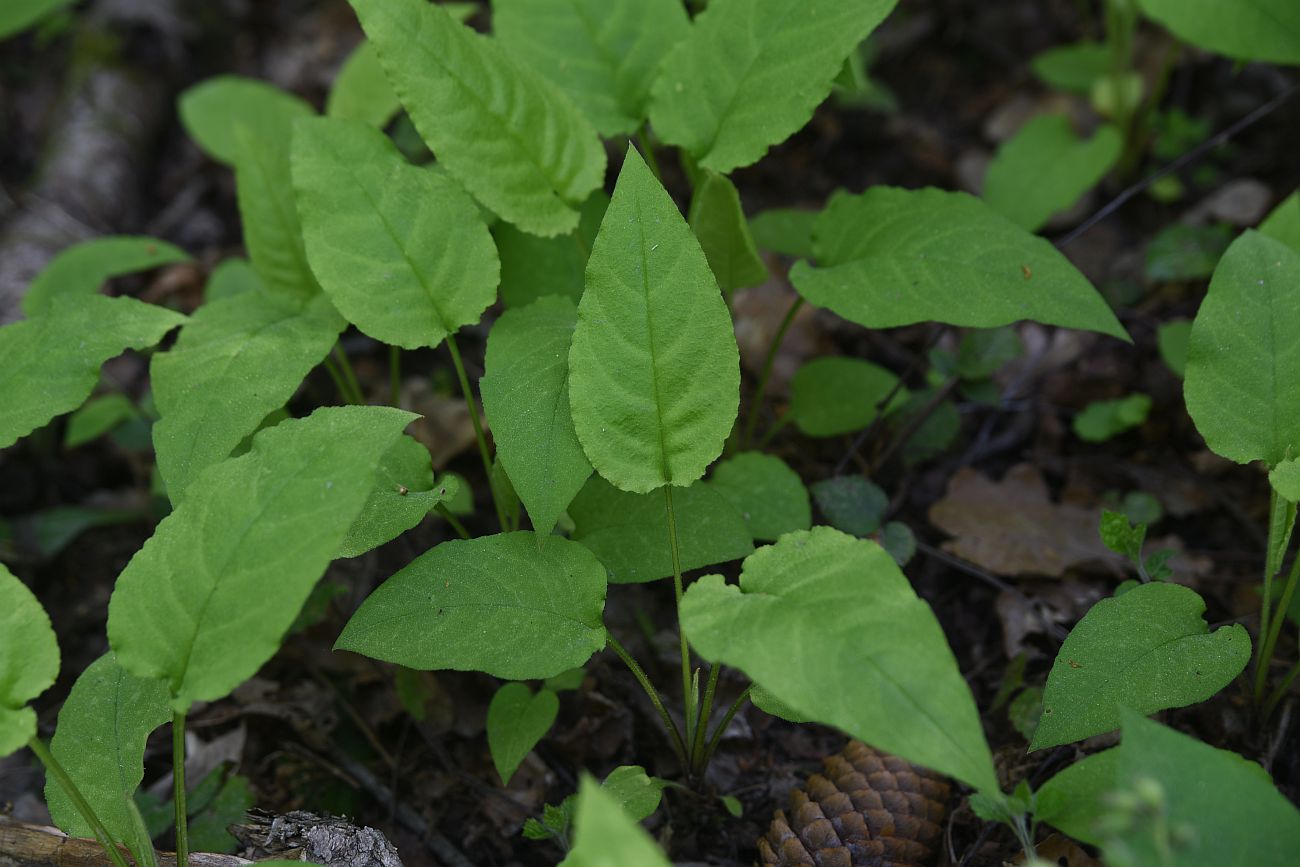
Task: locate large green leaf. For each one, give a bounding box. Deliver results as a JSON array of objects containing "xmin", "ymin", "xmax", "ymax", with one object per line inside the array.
[
  {"xmin": 339, "ymin": 437, "xmax": 458, "ymax": 558},
  {"xmin": 1184, "ymin": 231, "xmax": 1300, "ymax": 466},
  {"xmin": 788, "ymin": 356, "xmax": 908, "ymax": 437},
  {"xmin": 569, "ymin": 147, "xmax": 739, "ymax": 493},
  {"xmin": 1030, "ymin": 582, "xmax": 1250, "ymax": 750},
  {"xmin": 480, "ymin": 297, "xmax": 592, "ymax": 536},
  {"xmin": 648, "ymin": 0, "xmax": 898, "ymax": 173},
  {"xmin": 688, "ymin": 170, "xmax": 768, "ymax": 293},
  {"xmin": 293, "ymin": 117, "xmax": 499, "ymax": 348},
  {"xmin": 335, "ymin": 532, "xmax": 607, "ymax": 680},
  {"xmin": 24, "ymin": 236, "xmax": 190, "ymax": 317},
  {"xmin": 707, "ymin": 452, "xmax": 810, "ymax": 542},
  {"xmin": 493, "ymin": 0, "xmax": 689, "ymax": 137},
  {"xmin": 680, "ymin": 527, "xmax": 998, "ymax": 794},
  {"xmin": 496, "ymin": 191, "xmax": 607, "ymax": 309},
  {"xmin": 151, "ymin": 292, "xmax": 343, "ymax": 502},
  {"xmin": 108, "ymin": 406, "xmax": 414, "ymax": 710},
  {"xmin": 1136, "ymin": 0, "xmax": 1300, "ymax": 65},
  {"xmin": 569, "ymin": 476, "xmax": 754, "ymax": 583},
  {"xmin": 561, "ymin": 775, "xmax": 672, "ymax": 867},
  {"xmin": 983, "ymin": 115, "xmax": 1121, "ymax": 232},
  {"xmin": 234, "ymin": 123, "xmax": 319, "ymax": 301},
  {"xmin": 0, "ymin": 563, "xmax": 59, "ymax": 757},
  {"xmin": 0, "ymin": 295, "xmax": 186, "ymax": 449},
  {"xmin": 789, "ymin": 187, "xmax": 1129, "ymax": 340},
  {"xmin": 179, "ymin": 76, "xmax": 314, "ymax": 166},
  {"xmin": 1106, "ymin": 710, "xmax": 1300, "ymax": 867},
  {"xmin": 486, "ymin": 682, "xmax": 559, "ymax": 785},
  {"xmin": 45, "ymin": 654, "xmax": 170, "ymax": 847},
  {"xmin": 350, "ymin": 0, "xmax": 606, "ymax": 236}
]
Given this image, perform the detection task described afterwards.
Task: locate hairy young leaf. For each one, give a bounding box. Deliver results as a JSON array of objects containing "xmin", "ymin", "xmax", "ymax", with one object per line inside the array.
[
  {"xmin": 689, "ymin": 171, "xmax": 768, "ymax": 293},
  {"xmin": 350, "ymin": 0, "xmax": 606, "ymax": 236},
  {"xmin": 326, "ymin": 42, "xmax": 402, "ymax": 128},
  {"xmin": 336, "ymin": 532, "xmax": 607, "ymax": 680},
  {"xmin": 1184, "ymin": 231, "xmax": 1300, "ymax": 466},
  {"xmin": 789, "ymin": 356, "xmax": 909, "ymax": 437},
  {"xmin": 1136, "ymin": 0, "xmax": 1300, "ymax": 66},
  {"xmin": 708, "ymin": 452, "xmax": 810, "ymax": 542},
  {"xmin": 493, "ymin": 0, "xmax": 689, "ymax": 137},
  {"xmin": 108, "ymin": 406, "xmax": 414, "ymax": 710},
  {"xmin": 648, "ymin": 0, "xmax": 898, "ymax": 173},
  {"xmin": 789, "ymin": 187, "xmax": 1129, "ymax": 340},
  {"xmin": 569, "ymin": 476, "xmax": 754, "ymax": 583},
  {"xmin": 293, "ymin": 117, "xmax": 499, "ymax": 348},
  {"xmin": 234, "ymin": 123, "xmax": 319, "ymax": 301},
  {"xmin": 563, "ymin": 775, "xmax": 672, "ymax": 867},
  {"xmin": 1031, "ymin": 582, "xmax": 1250, "ymax": 750},
  {"xmin": 569, "ymin": 148, "xmax": 739, "ymax": 492},
  {"xmin": 339, "ymin": 437, "xmax": 458, "ymax": 558},
  {"xmin": 0, "ymin": 564, "xmax": 59, "ymax": 757},
  {"xmin": 496, "ymin": 192, "xmax": 607, "ymax": 309},
  {"xmin": 487, "ymin": 682, "xmax": 559, "ymax": 785},
  {"xmin": 1035, "ymin": 747, "xmax": 1116, "ymax": 846},
  {"xmin": 0, "ymin": 295, "xmax": 186, "ymax": 449},
  {"xmin": 481, "ymin": 297, "xmax": 592, "ymax": 536},
  {"xmin": 151, "ymin": 292, "xmax": 344, "ymax": 502},
  {"xmin": 680, "ymin": 528, "xmax": 999, "ymax": 794},
  {"xmin": 1108, "ymin": 710, "xmax": 1300, "ymax": 867},
  {"xmin": 983, "ymin": 115, "xmax": 1121, "ymax": 232},
  {"xmin": 45, "ymin": 654, "xmax": 170, "ymax": 846},
  {"xmin": 24, "ymin": 236, "xmax": 190, "ymax": 317},
  {"xmin": 179, "ymin": 76, "xmax": 314, "ymax": 166}
]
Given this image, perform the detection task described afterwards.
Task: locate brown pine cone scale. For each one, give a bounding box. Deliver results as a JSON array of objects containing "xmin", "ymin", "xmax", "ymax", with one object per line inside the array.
[{"xmin": 758, "ymin": 741, "xmax": 951, "ymax": 867}]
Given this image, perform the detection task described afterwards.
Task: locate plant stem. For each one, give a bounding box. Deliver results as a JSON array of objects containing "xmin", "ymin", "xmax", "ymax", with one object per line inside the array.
[
  {"xmin": 389, "ymin": 344, "xmax": 402, "ymax": 408},
  {"xmin": 755, "ymin": 413, "xmax": 792, "ymax": 451},
  {"xmin": 172, "ymin": 711, "xmax": 189, "ymax": 867},
  {"xmin": 690, "ymin": 663, "xmax": 721, "ymax": 778},
  {"xmin": 333, "ymin": 345, "xmax": 365, "ymax": 405},
  {"xmin": 636, "ymin": 127, "xmax": 662, "ymax": 181},
  {"xmin": 434, "ymin": 503, "xmax": 471, "ymax": 540},
  {"xmin": 322, "ymin": 354, "xmax": 356, "ymax": 405},
  {"xmin": 445, "ymin": 333, "xmax": 508, "ymax": 531},
  {"xmin": 607, "ymin": 634, "xmax": 689, "ymax": 767},
  {"xmin": 1263, "ymin": 657, "xmax": 1300, "ymax": 721},
  {"xmin": 1257, "ymin": 552, "xmax": 1300, "ymax": 701},
  {"xmin": 1255, "ymin": 489, "xmax": 1295, "ymax": 701},
  {"xmin": 664, "ymin": 485, "xmax": 695, "ymax": 757},
  {"xmin": 701, "ymin": 685, "xmax": 752, "ymax": 769},
  {"xmin": 27, "ymin": 736, "xmax": 133, "ymax": 867},
  {"xmin": 741, "ymin": 296, "xmax": 804, "ymax": 450}
]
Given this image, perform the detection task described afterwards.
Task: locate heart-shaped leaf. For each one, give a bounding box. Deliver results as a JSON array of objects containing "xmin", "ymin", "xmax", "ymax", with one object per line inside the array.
[{"xmin": 487, "ymin": 683, "xmax": 559, "ymax": 785}]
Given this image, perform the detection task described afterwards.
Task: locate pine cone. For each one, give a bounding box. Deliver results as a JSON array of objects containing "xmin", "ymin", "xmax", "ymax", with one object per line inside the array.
[{"xmin": 757, "ymin": 741, "xmax": 951, "ymax": 867}]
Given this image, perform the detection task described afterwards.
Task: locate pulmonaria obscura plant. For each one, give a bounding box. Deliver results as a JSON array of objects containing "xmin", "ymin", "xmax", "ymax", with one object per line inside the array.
[{"xmin": 2, "ymin": 0, "xmax": 1299, "ymax": 864}]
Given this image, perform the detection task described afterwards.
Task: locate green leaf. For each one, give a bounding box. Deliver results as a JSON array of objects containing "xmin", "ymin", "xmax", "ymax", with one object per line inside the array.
[
  {"xmin": 496, "ymin": 191, "xmax": 607, "ymax": 309},
  {"xmin": 481, "ymin": 297, "xmax": 593, "ymax": 536},
  {"xmin": 64, "ymin": 394, "xmax": 140, "ymax": 448},
  {"xmin": 339, "ymin": 437, "xmax": 458, "ymax": 558},
  {"xmin": 187, "ymin": 774, "xmax": 254, "ymax": 854},
  {"xmin": 1260, "ymin": 190, "xmax": 1300, "ymax": 253},
  {"xmin": 234, "ymin": 122, "xmax": 319, "ymax": 301},
  {"xmin": 688, "ymin": 171, "xmax": 768, "ymax": 293},
  {"xmin": 24, "ymin": 236, "xmax": 190, "ymax": 317},
  {"xmin": 292, "ymin": 117, "xmax": 500, "ymax": 348},
  {"xmin": 1030, "ymin": 582, "xmax": 1250, "ymax": 750},
  {"xmin": 600, "ymin": 766, "xmax": 666, "ymax": 822},
  {"xmin": 648, "ymin": 0, "xmax": 899, "ymax": 173},
  {"xmin": 708, "ymin": 452, "xmax": 810, "ymax": 542},
  {"xmin": 1145, "ymin": 223, "xmax": 1233, "ymax": 281},
  {"xmin": 0, "ymin": 563, "xmax": 59, "ymax": 757},
  {"xmin": 350, "ymin": 0, "xmax": 606, "ymax": 236},
  {"xmin": 151, "ymin": 292, "xmax": 344, "ymax": 502},
  {"xmin": 1270, "ymin": 458, "xmax": 1300, "ymax": 502},
  {"xmin": 789, "ymin": 187, "xmax": 1129, "ymax": 340},
  {"xmin": 811, "ymin": 475, "xmax": 888, "ymax": 537},
  {"xmin": 108, "ymin": 406, "xmax": 415, "ymax": 710},
  {"xmin": 0, "ymin": 0, "xmax": 75, "ymax": 39},
  {"xmin": 983, "ymin": 115, "xmax": 1121, "ymax": 232},
  {"xmin": 0, "ymin": 295, "xmax": 186, "ymax": 449},
  {"xmin": 789, "ymin": 356, "xmax": 907, "ymax": 437},
  {"xmin": 1184, "ymin": 231, "xmax": 1300, "ymax": 466},
  {"xmin": 569, "ymin": 476, "xmax": 754, "ymax": 583},
  {"xmin": 954, "ymin": 327, "xmax": 1023, "ymax": 380},
  {"xmin": 1099, "ymin": 509, "xmax": 1146, "ymax": 564},
  {"xmin": 680, "ymin": 527, "xmax": 999, "ymax": 794},
  {"xmin": 568, "ymin": 147, "xmax": 739, "ymax": 492},
  {"xmin": 335, "ymin": 532, "xmax": 607, "ymax": 680},
  {"xmin": 1156, "ymin": 318, "xmax": 1191, "ymax": 378},
  {"xmin": 562, "ymin": 775, "xmax": 672, "ymax": 867},
  {"xmin": 1030, "ymin": 42, "xmax": 1111, "ymax": 93},
  {"xmin": 1073, "ymin": 393, "xmax": 1151, "ymax": 442},
  {"xmin": 179, "ymin": 76, "xmax": 314, "ymax": 166},
  {"xmin": 205, "ymin": 258, "xmax": 263, "ymax": 303},
  {"xmin": 45, "ymin": 654, "xmax": 170, "ymax": 848},
  {"xmin": 1106, "ymin": 710, "xmax": 1300, "ymax": 867},
  {"xmin": 487, "ymin": 683, "xmax": 559, "ymax": 785},
  {"xmin": 1136, "ymin": 0, "xmax": 1300, "ymax": 65},
  {"xmin": 326, "ymin": 42, "xmax": 402, "ymax": 128},
  {"xmin": 544, "ymin": 667, "xmax": 586, "ymax": 692},
  {"xmin": 19, "ymin": 505, "xmax": 144, "ymax": 560},
  {"xmin": 493, "ymin": 0, "xmax": 689, "ymax": 137},
  {"xmin": 748, "ymin": 208, "xmax": 817, "ymax": 258},
  {"xmin": 1036, "ymin": 747, "xmax": 1116, "ymax": 845}
]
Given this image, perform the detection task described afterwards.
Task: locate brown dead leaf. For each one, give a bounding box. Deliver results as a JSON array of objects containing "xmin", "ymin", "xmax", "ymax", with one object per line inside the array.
[{"xmin": 929, "ymin": 464, "xmax": 1120, "ymax": 578}]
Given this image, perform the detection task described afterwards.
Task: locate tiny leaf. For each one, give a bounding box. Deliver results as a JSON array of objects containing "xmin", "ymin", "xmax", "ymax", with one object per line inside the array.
[
  {"xmin": 811, "ymin": 475, "xmax": 888, "ymax": 537},
  {"xmin": 1036, "ymin": 747, "xmax": 1116, "ymax": 845},
  {"xmin": 1073, "ymin": 394, "xmax": 1151, "ymax": 442},
  {"xmin": 562, "ymin": 775, "xmax": 672, "ymax": 867},
  {"xmin": 789, "ymin": 356, "xmax": 908, "ymax": 437},
  {"xmin": 487, "ymin": 683, "xmax": 559, "ymax": 785},
  {"xmin": 600, "ymin": 766, "xmax": 666, "ymax": 822},
  {"xmin": 708, "ymin": 452, "xmax": 811, "ymax": 542}
]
